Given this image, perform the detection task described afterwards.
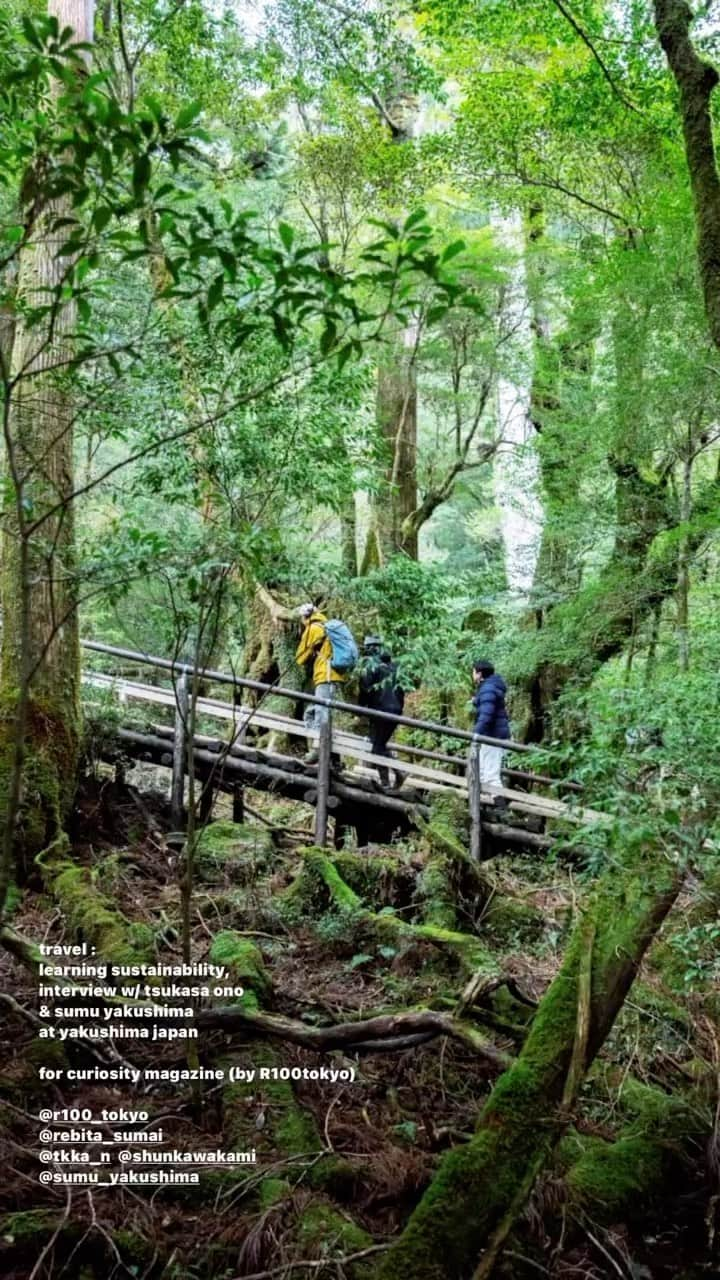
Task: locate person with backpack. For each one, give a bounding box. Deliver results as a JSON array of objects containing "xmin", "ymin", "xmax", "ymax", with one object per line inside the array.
[
  {"xmin": 471, "ymin": 659, "xmax": 511, "ymax": 799},
  {"xmin": 358, "ymin": 636, "xmax": 405, "ymax": 787},
  {"xmin": 295, "ymin": 603, "xmax": 357, "ymax": 764}
]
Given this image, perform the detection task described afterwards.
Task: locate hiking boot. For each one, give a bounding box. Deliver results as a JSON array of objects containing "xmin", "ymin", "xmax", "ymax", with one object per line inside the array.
[{"xmin": 492, "ymin": 794, "xmax": 510, "ymax": 812}]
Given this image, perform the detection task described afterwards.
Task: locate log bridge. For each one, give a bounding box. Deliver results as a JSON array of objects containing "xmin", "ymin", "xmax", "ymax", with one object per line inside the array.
[{"xmin": 81, "ymin": 641, "xmax": 606, "ymax": 857}]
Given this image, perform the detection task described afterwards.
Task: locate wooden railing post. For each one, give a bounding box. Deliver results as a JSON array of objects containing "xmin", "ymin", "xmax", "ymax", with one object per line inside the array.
[
  {"xmin": 469, "ymin": 735, "xmax": 483, "ymax": 862},
  {"xmin": 199, "ymin": 780, "xmax": 214, "ymax": 825},
  {"xmin": 314, "ymin": 708, "xmax": 332, "ymax": 848},
  {"xmin": 171, "ymin": 669, "xmax": 189, "ymax": 830}
]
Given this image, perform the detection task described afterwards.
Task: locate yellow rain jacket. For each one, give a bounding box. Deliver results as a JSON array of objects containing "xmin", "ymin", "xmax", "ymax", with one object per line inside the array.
[{"xmin": 296, "ymin": 611, "xmax": 345, "ymax": 686}]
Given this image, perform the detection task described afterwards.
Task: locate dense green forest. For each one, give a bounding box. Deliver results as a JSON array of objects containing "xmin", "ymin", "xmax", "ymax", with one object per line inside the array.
[{"xmin": 2, "ymin": 0, "xmax": 720, "ymax": 1277}]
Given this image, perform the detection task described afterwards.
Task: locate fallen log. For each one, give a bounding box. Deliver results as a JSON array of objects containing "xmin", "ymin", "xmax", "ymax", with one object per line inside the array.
[
  {"xmin": 196, "ymin": 1003, "xmax": 512, "ymax": 1066},
  {"xmin": 372, "ymin": 838, "xmax": 685, "ymax": 1280}
]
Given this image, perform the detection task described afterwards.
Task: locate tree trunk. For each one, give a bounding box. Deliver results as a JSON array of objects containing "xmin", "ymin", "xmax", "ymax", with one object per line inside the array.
[
  {"xmin": 0, "ymin": 0, "xmax": 92, "ymax": 894},
  {"xmin": 375, "ymin": 323, "xmax": 419, "ymax": 560},
  {"xmin": 677, "ymin": 444, "xmax": 692, "ymax": 672},
  {"xmin": 242, "ymin": 584, "xmax": 306, "ymax": 750},
  {"xmin": 654, "ymin": 0, "xmax": 720, "ymax": 351},
  {"xmin": 373, "ymin": 844, "xmax": 684, "ymax": 1280},
  {"xmin": 522, "ymin": 209, "xmax": 598, "ymax": 740},
  {"xmin": 340, "ymin": 491, "xmax": 358, "ymax": 577},
  {"xmin": 520, "ymin": 278, "xmax": 674, "ymax": 739},
  {"xmin": 361, "ymin": 78, "xmax": 419, "ymax": 568}
]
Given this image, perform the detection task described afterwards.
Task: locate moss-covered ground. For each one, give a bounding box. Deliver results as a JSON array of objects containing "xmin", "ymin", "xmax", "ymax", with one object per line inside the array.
[{"xmin": 0, "ymin": 768, "xmax": 717, "ymax": 1279}]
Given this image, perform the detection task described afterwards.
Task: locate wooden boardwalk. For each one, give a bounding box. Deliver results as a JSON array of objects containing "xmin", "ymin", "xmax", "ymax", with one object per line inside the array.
[{"xmin": 83, "ymin": 672, "xmax": 607, "ymax": 830}]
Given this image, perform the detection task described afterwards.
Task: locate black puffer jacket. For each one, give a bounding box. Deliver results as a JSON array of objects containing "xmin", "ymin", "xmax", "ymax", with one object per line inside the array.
[
  {"xmin": 359, "ymin": 656, "xmax": 404, "ymax": 715},
  {"xmin": 472, "ymin": 674, "xmax": 510, "ymax": 740}
]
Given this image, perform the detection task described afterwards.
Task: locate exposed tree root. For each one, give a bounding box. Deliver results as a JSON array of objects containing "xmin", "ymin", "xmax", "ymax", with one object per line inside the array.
[{"xmin": 284, "ymin": 848, "xmax": 497, "ymax": 976}]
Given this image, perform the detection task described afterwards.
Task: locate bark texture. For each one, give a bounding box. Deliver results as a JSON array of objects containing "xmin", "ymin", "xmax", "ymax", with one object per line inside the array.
[
  {"xmin": 362, "ymin": 80, "xmax": 419, "ymax": 567},
  {"xmin": 654, "ymin": 0, "xmax": 720, "ymax": 350},
  {"xmin": 0, "ymin": 0, "xmax": 92, "ymax": 885}
]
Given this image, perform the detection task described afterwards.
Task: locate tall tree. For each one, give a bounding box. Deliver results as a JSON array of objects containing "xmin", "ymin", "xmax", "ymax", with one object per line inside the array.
[
  {"xmin": 0, "ymin": 0, "xmax": 93, "ymax": 888},
  {"xmin": 654, "ymin": 0, "xmax": 720, "ymax": 350},
  {"xmin": 362, "ymin": 78, "xmax": 421, "ymax": 568}
]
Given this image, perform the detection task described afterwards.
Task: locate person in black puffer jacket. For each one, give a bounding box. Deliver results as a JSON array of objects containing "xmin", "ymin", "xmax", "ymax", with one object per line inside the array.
[
  {"xmin": 359, "ymin": 636, "xmax": 405, "ymax": 787},
  {"xmin": 471, "ymin": 659, "xmax": 511, "ymax": 796}
]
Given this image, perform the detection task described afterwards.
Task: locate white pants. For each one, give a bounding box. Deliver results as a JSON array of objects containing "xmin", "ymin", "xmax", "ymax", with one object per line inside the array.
[{"xmin": 479, "ymin": 745, "xmax": 505, "ymax": 792}]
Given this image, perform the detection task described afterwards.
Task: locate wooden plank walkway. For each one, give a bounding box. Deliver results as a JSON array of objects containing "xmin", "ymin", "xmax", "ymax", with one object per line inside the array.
[{"xmin": 83, "ymin": 672, "xmax": 607, "ymax": 827}]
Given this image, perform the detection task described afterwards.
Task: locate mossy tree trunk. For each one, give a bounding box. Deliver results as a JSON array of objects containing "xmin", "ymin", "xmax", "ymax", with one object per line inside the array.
[
  {"xmin": 523, "ymin": 205, "xmax": 600, "ymax": 740},
  {"xmin": 0, "ymin": 0, "xmax": 92, "ymax": 901},
  {"xmin": 361, "ymin": 81, "xmax": 419, "ymax": 569},
  {"xmin": 340, "ymin": 490, "xmax": 358, "ymax": 577},
  {"xmin": 523, "ymin": 201, "xmax": 564, "ymax": 742},
  {"xmin": 373, "ymin": 841, "xmax": 684, "ymax": 1280},
  {"xmin": 520, "ymin": 287, "xmax": 678, "ymax": 739},
  {"xmin": 654, "ymin": 0, "xmax": 720, "ymax": 352},
  {"xmin": 375, "ymin": 323, "xmax": 419, "ymax": 561}
]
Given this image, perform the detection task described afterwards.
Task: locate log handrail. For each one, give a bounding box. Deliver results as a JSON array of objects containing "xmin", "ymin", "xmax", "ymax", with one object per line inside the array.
[{"xmin": 81, "ymin": 638, "xmax": 538, "ymax": 755}]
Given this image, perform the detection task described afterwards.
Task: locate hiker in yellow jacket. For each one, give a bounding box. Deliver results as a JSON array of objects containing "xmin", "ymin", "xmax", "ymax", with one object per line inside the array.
[{"xmin": 296, "ymin": 603, "xmax": 345, "ymax": 764}]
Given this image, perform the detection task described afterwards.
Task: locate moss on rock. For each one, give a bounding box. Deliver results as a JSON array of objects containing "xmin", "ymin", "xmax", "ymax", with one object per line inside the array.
[
  {"xmin": 284, "ymin": 848, "xmax": 495, "ymax": 976},
  {"xmin": 196, "ymin": 821, "xmax": 273, "ymax": 885},
  {"xmin": 565, "ymin": 1133, "xmax": 666, "ymax": 1219},
  {"xmin": 480, "ymin": 895, "xmax": 545, "ymax": 947},
  {"xmin": 210, "ymin": 930, "xmax": 271, "ymax": 1008},
  {"xmin": 554, "ymin": 1080, "xmax": 709, "ymax": 1223}
]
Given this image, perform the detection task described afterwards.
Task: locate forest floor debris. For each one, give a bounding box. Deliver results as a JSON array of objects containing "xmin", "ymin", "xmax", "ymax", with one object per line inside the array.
[{"xmin": 1, "ymin": 773, "xmax": 717, "ymax": 1279}]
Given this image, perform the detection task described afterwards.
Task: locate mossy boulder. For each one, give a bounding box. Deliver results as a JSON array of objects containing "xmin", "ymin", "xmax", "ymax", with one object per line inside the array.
[
  {"xmin": 209, "ymin": 931, "xmax": 271, "ymax": 1010},
  {"xmin": 196, "ymin": 821, "xmax": 273, "ymax": 885},
  {"xmin": 557, "ymin": 1081, "xmax": 709, "ymax": 1223},
  {"xmin": 480, "ymin": 895, "xmax": 545, "ymax": 947},
  {"xmin": 331, "ymin": 851, "xmax": 416, "ymax": 911},
  {"xmin": 565, "ymin": 1134, "xmax": 667, "ymax": 1220},
  {"xmin": 618, "ymin": 1077, "xmax": 706, "ymax": 1136}
]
